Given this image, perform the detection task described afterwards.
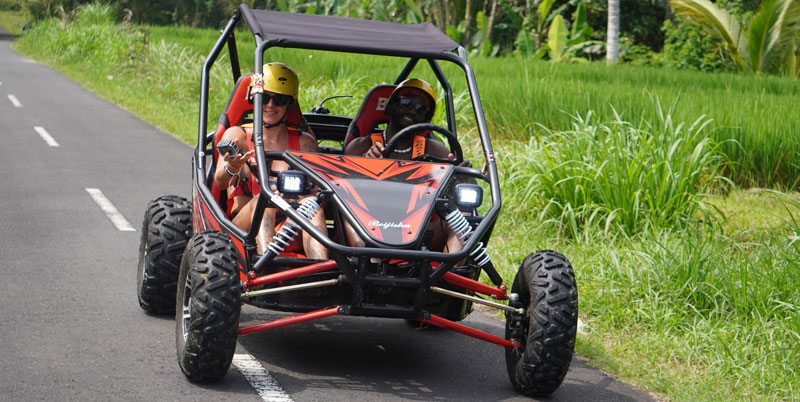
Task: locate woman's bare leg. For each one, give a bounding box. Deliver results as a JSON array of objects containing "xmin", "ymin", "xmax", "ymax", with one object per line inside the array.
[
  {"xmin": 256, "ymin": 207, "xmax": 277, "ymax": 255},
  {"xmin": 301, "ymin": 207, "xmax": 329, "ymax": 260}
]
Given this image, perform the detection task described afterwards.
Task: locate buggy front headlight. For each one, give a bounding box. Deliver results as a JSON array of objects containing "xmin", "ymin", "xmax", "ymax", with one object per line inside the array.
[
  {"xmin": 454, "ymin": 183, "xmax": 483, "ymax": 210},
  {"xmin": 277, "ymin": 170, "xmax": 307, "ymax": 195}
]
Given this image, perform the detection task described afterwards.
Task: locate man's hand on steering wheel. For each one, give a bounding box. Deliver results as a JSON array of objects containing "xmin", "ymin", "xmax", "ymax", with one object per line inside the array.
[
  {"xmin": 362, "ymin": 141, "xmax": 385, "ymax": 158},
  {"xmin": 383, "ymin": 123, "xmax": 463, "ymax": 165}
]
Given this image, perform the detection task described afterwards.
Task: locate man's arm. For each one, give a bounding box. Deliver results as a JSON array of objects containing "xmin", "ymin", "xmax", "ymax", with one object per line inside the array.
[{"xmin": 344, "ymin": 136, "xmax": 378, "ymax": 157}]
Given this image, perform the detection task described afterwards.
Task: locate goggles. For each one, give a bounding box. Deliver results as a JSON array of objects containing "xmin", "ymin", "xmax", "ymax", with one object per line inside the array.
[
  {"xmin": 263, "ymin": 93, "xmax": 291, "ymax": 107},
  {"xmin": 397, "ymin": 96, "xmax": 430, "ymax": 115}
]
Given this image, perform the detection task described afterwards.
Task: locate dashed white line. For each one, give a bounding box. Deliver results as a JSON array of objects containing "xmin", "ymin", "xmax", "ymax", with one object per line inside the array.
[
  {"xmin": 34, "ymin": 126, "xmax": 59, "ymax": 147},
  {"xmin": 232, "ymin": 354, "xmax": 293, "ymax": 402},
  {"xmin": 8, "ymin": 94, "xmax": 22, "ymax": 107},
  {"xmin": 85, "ymin": 188, "xmax": 135, "ymax": 231}
]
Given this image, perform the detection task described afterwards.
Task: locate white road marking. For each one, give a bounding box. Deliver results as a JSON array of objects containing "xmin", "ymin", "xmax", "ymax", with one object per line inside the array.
[
  {"xmin": 8, "ymin": 94, "xmax": 22, "ymax": 107},
  {"xmin": 232, "ymin": 354, "xmax": 293, "ymax": 402},
  {"xmin": 85, "ymin": 188, "xmax": 135, "ymax": 231},
  {"xmin": 34, "ymin": 126, "xmax": 59, "ymax": 147}
]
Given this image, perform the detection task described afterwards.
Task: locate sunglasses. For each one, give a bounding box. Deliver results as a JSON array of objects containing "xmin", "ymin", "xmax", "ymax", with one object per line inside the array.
[
  {"xmin": 263, "ymin": 93, "xmax": 291, "ymax": 107},
  {"xmin": 397, "ymin": 96, "xmax": 430, "ymax": 115}
]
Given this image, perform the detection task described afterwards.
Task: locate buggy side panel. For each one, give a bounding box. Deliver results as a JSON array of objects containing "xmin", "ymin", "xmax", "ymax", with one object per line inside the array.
[{"xmin": 192, "ymin": 175, "xmax": 249, "ymax": 282}]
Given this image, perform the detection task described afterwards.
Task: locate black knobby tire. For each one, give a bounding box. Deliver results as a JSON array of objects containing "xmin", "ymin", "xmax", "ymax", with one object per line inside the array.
[
  {"xmin": 176, "ymin": 231, "xmax": 242, "ymax": 383},
  {"xmin": 137, "ymin": 195, "xmax": 193, "ymax": 314},
  {"xmin": 505, "ymin": 250, "xmax": 578, "ymax": 396}
]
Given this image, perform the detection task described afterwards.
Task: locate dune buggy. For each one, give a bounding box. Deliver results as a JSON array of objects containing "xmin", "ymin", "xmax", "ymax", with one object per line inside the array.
[{"xmin": 136, "ymin": 4, "xmax": 578, "ymax": 397}]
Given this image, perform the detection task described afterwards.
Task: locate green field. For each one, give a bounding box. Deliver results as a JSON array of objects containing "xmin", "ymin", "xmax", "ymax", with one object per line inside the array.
[{"xmin": 5, "ymin": 5, "xmax": 799, "ymax": 400}]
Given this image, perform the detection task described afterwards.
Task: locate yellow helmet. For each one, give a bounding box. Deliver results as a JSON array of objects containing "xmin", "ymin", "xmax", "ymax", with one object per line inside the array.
[
  {"xmin": 387, "ymin": 78, "xmax": 437, "ymax": 120},
  {"xmin": 262, "ymin": 62, "xmax": 298, "ymax": 99}
]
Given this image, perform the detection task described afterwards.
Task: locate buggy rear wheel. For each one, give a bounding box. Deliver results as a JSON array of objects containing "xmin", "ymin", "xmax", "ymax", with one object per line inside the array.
[
  {"xmin": 176, "ymin": 231, "xmax": 241, "ymax": 382},
  {"xmin": 137, "ymin": 195, "xmax": 192, "ymax": 314},
  {"xmin": 505, "ymin": 250, "xmax": 578, "ymax": 396}
]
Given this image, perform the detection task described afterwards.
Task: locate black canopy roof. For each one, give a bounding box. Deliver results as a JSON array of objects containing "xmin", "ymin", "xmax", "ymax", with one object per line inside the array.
[{"xmin": 239, "ymin": 6, "xmax": 461, "ymax": 58}]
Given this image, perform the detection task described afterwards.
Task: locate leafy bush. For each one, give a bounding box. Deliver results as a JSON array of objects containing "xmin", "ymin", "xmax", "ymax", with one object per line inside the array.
[
  {"xmin": 661, "ymin": 19, "xmax": 729, "ymax": 72},
  {"xmin": 670, "ymin": 0, "xmax": 800, "ymax": 78},
  {"xmin": 20, "ymin": 3, "xmax": 140, "ymax": 66},
  {"xmin": 18, "ymin": 0, "xmax": 85, "ymax": 21},
  {"xmin": 0, "ymin": 0, "xmax": 21, "ymax": 11},
  {"xmin": 586, "ymin": 0, "xmax": 669, "ymax": 51},
  {"xmin": 619, "ymin": 37, "xmax": 661, "ymax": 66}
]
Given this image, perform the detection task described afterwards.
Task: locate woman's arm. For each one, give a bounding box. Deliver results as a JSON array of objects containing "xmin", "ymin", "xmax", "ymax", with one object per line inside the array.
[{"xmin": 214, "ymin": 126, "xmax": 253, "ymax": 189}]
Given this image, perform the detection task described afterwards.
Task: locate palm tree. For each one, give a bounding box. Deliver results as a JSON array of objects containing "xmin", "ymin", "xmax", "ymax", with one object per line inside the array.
[
  {"xmin": 670, "ymin": 0, "xmax": 800, "ymax": 77},
  {"xmin": 607, "ymin": 0, "xmax": 620, "ymax": 64}
]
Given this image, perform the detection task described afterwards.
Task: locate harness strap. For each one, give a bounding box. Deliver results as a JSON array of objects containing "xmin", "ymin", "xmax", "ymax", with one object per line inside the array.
[
  {"xmin": 370, "ymin": 133, "xmax": 427, "ymax": 158},
  {"xmin": 240, "ymin": 123, "xmax": 302, "ymax": 151},
  {"xmin": 226, "ymin": 125, "xmax": 303, "ymax": 215},
  {"xmin": 411, "ymin": 136, "xmax": 426, "ymax": 160},
  {"xmin": 288, "ymin": 128, "xmax": 300, "ymax": 151}
]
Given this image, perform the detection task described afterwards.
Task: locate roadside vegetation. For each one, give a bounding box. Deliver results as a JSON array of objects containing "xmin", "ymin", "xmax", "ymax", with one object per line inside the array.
[
  {"xmin": 0, "ymin": 1, "xmax": 24, "ymax": 34},
  {"xmin": 2, "ymin": 4, "xmax": 798, "ymax": 400}
]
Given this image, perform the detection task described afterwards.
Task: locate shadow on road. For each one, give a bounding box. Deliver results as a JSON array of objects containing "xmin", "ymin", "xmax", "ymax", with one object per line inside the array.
[
  {"xmin": 0, "ymin": 28, "xmax": 17, "ymax": 42},
  {"xmin": 236, "ymin": 309, "xmax": 655, "ymax": 401}
]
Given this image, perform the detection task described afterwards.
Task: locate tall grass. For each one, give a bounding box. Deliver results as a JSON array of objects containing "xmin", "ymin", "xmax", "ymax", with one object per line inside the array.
[
  {"xmin": 134, "ymin": 21, "xmax": 800, "ymax": 190},
  {"xmin": 147, "ymin": 24, "xmax": 800, "ymax": 190},
  {"xmin": 18, "ymin": 4, "xmax": 141, "ymax": 65},
  {"xmin": 466, "ymin": 60, "xmax": 800, "ymax": 189},
  {"xmin": 581, "ymin": 222, "xmax": 800, "ymax": 399},
  {"xmin": 11, "ymin": 7, "xmax": 800, "ymax": 400},
  {"xmin": 502, "ymin": 101, "xmax": 727, "ymax": 237},
  {"xmin": 0, "ymin": 8, "xmax": 25, "ymax": 35}
]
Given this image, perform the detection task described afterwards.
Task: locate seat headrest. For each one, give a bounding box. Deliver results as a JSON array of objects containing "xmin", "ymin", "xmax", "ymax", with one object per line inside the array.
[
  {"xmin": 343, "ymin": 84, "xmax": 397, "ymax": 148},
  {"xmin": 214, "ymin": 74, "xmax": 312, "ymax": 153}
]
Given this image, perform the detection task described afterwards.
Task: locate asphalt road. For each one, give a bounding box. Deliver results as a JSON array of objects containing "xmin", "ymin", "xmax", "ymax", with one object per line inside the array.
[{"xmin": 0, "ymin": 27, "xmax": 655, "ymax": 402}]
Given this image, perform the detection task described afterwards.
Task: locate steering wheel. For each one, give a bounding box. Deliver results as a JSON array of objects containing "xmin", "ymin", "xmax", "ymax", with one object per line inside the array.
[{"xmin": 383, "ymin": 123, "xmax": 463, "ymax": 165}]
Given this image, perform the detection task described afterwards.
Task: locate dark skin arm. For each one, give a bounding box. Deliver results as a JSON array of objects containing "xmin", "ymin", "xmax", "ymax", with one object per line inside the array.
[
  {"xmin": 344, "ymin": 136, "xmax": 381, "ymax": 157},
  {"xmin": 344, "ymin": 135, "xmax": 467, "ymax": 164}
]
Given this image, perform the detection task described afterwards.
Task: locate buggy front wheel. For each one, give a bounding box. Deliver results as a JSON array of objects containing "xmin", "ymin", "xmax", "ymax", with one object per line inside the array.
[
  {"xmin": 137, "ymin": 195, "xmax": 192, "ymax": 314},
  {"xmin": 505, "ymin": 250, "xmax": 578, "ymax": 396},
  {"xmin": 176, "ymin": 231, "xmax": 241, "ymax": 382}
]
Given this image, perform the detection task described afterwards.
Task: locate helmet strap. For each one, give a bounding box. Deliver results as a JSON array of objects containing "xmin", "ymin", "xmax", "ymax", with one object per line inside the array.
[
  {"xmin": 262, "ymin": 102, "xmax": 290, "ymax": 129},
  {"xmin": 263, "ymin": 120, "xmax": 284, "ymax": 129}
]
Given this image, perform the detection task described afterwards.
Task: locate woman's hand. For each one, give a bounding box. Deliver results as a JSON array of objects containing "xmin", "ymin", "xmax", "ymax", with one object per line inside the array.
[{"xmin": 223, "ymin": 139, "xmax": 253, "ymax": 174}]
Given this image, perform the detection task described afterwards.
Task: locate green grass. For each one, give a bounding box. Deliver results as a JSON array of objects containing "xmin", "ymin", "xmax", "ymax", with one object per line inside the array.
[
  {"xmin": 487, "ymin": 185, "xmax": 800, "ymax": 400},
  {"xmin": 6, "ymin": 6, "xmax": 800, "ymax": 400},
  {"xmin": 144, "ymin": 24, "xmax": 800, "ymax": 192},
  {"xmin": 501, "ymin": 105, "xmax": 728, "ymax": 237},
  {"xmin": 0, "ymin": 8, "xmax": 25, "ymax": 35},
  {"xmin": 471, "ymin": 59, "xmax": 800, "ymax": 189},
  {"xmin": 7, "ymin": 8, "xmax": 800, "ymax": 188}
]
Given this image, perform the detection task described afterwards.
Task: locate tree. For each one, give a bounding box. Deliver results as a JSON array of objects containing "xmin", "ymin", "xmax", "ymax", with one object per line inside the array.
[
  {"xmin": 670, "ymin": 0, "xmax": 800, "ymax": 77},
  {"xmin": 587, "ymin": 0, "xmax": 669, "ymax": 52},
  {"xmin": 607, "ymin": 0, "xmax": 619, "ymax": 63}
]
